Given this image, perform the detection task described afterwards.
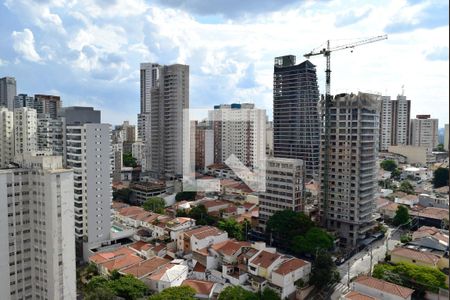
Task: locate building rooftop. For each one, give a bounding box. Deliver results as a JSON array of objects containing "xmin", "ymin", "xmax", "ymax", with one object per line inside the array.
[
  {"xmin": 100, "ymin": 253, "xmax": 144, "ymax": 272},
  {"xmin": 249, "ymin": 250, "xmax": 281, "ymax": 269},
  {"xmin": 89, "ymin": 247, "xmax": 134, "ymax": 264},
  {"xmin": 354, "ymin": 276, "xmax": 414, "ymax": 299},
  {"xmin": 343, "ymin": 291, "xmax": 377, "ymax": 300},
  {"xmin": 148, "ymin": 264, "xmax": 186, "ymax": 281},
  {"xmin": 410, "ymin": 207, "xmax": 449, "ymax": 221},
  {"xmin": 182, "ymin": 279, "xmax": 216, "ymax": 296},
  {"xmin": 413, "ymin": 226, "xmax": 449, "ymax": 244},
  {"xmin": 390, "ymin": 247, "xmax": 441, "ymax": 265},
  {"xmin": 273, "ymin": 257, "xmax": 309, "ymax": 275},
  {"xmin": 120, "ymin": 257, "xmax": 170, "ymax": 277},
  {"xmin": 183, "ymin": 226, "xmax": 225, "ymax": 240},
  {"xmin": 211, "ymin": 240, "xmax": 251, "ymax": 257}
]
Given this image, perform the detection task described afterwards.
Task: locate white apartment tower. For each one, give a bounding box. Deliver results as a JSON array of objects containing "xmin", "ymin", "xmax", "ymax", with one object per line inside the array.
[
  {"xmin": 319, "ymin": 92, "xmax": 380, "ymax": 247},
  {"xmin": 37, "ymin": 115, "xmax": 64, "ymax": 156},
  {"xmin": 139, "ymin": 63, "xmax": 189, "ymax": 179},
  {"xmin": 0, "ymin": 155, "xmax": 76, "ymax": 299},
  {"xmin": 379, "ymin": 95, "xmax": 411, "ymax": 151},
  {"xmin": 14, "ymin": 107, "xmax": 37, "ymax": 156},
  {"xmin": 259, "ymin": 157, "xmax": 305, "ymax": 230},
  {"xmin": 379, "ymin": 96, "xmax": 392, "ymax": 151},
  {"xmin": 410, "ymin": 115, "xmax": 439, "ymax": 149},
  {"xmin": 209, "ymin": 103, "xmax": 266, "ymax": 170},
  {"xmin": 0, "ymin": 107, "xmax": 14, "ymax": 168}
]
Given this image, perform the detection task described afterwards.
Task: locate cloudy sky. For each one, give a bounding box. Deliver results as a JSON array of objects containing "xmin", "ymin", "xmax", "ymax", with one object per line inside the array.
[{"xmin": 0, "ymin": 0, "xmax": 448, "ymax": 126}]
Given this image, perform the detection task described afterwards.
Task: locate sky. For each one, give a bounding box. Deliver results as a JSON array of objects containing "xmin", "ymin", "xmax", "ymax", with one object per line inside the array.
[{"xmin": 0, "ymin": 0, "xmax": 448, "ymax": 126}]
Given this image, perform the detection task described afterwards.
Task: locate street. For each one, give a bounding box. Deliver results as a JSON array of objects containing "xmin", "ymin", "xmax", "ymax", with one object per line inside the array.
[{"xmin": 330, "ymin": 226, "xmax": 403, "ymax": 299}]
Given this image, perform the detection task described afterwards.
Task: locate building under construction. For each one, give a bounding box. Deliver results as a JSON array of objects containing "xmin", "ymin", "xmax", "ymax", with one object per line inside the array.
[
  {"xmin": 273, "ymin": 55, "xmax": 320, "ymax": 179},
  {"xmin": 319, "ymin": 92, "xmax": 381, "ymax": 247}
]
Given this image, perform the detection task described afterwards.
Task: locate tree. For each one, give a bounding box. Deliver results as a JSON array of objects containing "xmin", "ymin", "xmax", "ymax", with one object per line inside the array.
[
  {"xmin": 393, "ymin": 205, "xmax": 410, "ymax": 226},
  {"xmin": 266, "ymin": 210, "xmax": 314, "ymax": 249},
  {"xmin": 291, "ymin": 227, "xmax": 334, "ymax": 255},
  {"xmin": 188, "ymin": 204, "xmax": 216, "ymax": 225},
  {"xmin": 113, "ymin": 188, "xmax": 132, "ymax": 202},
  {"xmin": 142, "ymin": 197, "xmax": 166, "ymax": 214},
  {"xmin": 218, "ymin": 286, "xmax": 258, "ymax": 300},
  {"xmin": 85, "ymin": 287, "xmax": 116, "ymax": 300},
  {"xmin": 123, "ymin": 152, "xmax": 137, "ymax": 168},
  {"xmin": 380, "ymin": 159, "xmax": 397, "ymax": 172},
  {"xmin": 218, "ymin": 218, "xmax": 244, "ymax": 240},
  {"xmin": 176, "ymin": 209, "xmax": 189, "ymax": 217},
  {"xmin": 433, "ymin": 167, "xmax": 449, "ymax": 188},
  {"xmin": 435, "ymin": 144, "xmax": 445, "ymax": 152},
  {"xmin": 390, "ymin": 168, "xmax": 402, "ymax": 180},
  {"xmin": 373, "ymin": 262, "xmax": 448, "ymax": 293},
  {"xmin": 148, "ymin": 286, "xmax": 196, "ymax": 300},
  {"xmin": 398, "ymin": 180, "xmax": 415, "ymax": 194},
  {"xmin": 106, "ymin": 275, "xmax": 148, "ymax": 300},
  {"xmin": 309, "ymin": 251, "xmax": 339, "ymax": 288},
  {"xmin": 260, "ymin": 287, "xmax": 281, "ymax": 300},
  {"xmin": 175, "ymin": 191, "xmax": 197, "ymax": 201}
]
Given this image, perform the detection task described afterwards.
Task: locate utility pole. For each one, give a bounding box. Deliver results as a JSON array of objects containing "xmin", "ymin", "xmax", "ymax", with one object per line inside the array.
[
  {"xmin": 369, "ymin": 246, "xmax": 373, "ymax": 276},
  {"xmin": 347, "ymin": 260, "xmax": 351, "ymax": 288}
]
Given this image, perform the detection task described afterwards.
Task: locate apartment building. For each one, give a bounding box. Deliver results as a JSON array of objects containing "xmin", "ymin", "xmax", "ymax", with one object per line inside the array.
[
  {"xmin": 209, "ymin": 103, "xmax": 266, "ymax": 170},
  {"xmin": 139, "ymin": 63, "xmax": 189, "ymax": 179},
  {"xmin": 37, "ymin": 115, "xmax": 64, "ymax": 156},
  {"xmin": 14, "ymin": 107, "xmax": 37, "ymax": 156},
  {"xmin": 379, "ymin": 96, "xmax": 392, "ymax": 151},
  {"xmin": 14, "ymin": 94, "xmax": 36, "ymax": 109},
  {"xmin": 0, "ymin": 155, "xmax": 76, "ymax": 299},
  {"xmin": 258, "ymin": 157, "xmax": 305, "ymax": 230},
  {"xmin": 195, "ymin": 120, "xmax": 214, "ymax": 171},
  {"xmin": 319, "ymin": 92, "xmax": 380, "ymax": 247},
  {"xmin": 379, "ymin": 95, "xmax": 411, "ymax": 151},
  {"xmin": 273, "ymin": 56, "xmax": 320, "ymax": 178},
  {"xmin": 0, "ymin": 107, "xmax": 14, "ymax": 168},
  {"xmin": 410, "ymin": 115, "xmax": 439, "ymax": 149},
  {"xmin": 34, "ymin": 94, "xmax": 61, "ymax": 119}
]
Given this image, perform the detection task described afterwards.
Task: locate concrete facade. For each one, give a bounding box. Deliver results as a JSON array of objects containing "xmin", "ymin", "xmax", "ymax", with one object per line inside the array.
[
  {"xmin": 14, "ymin": 107, "xmax": 37, "ymax": 157},
  {"xmin": 444, "ymin": 124, "xmax": 449, "ymax": 151},
  {"xmin": 319, "ymin": 92, "xmax": 380, "ymax": 247},
  {"xmin": 410, "ymin": 115, "xmax": 439, "ymax": 149},
  {"xmin": 0, "ymin": 76, "xmax": 17, "ymax": 110},
  {"xmin": 0, "ymin": 107, "xmax": 14, "ymax": 168},
  {"xmin": 0, "ymin": 155, "xmax": 76, "ymax": 300}
]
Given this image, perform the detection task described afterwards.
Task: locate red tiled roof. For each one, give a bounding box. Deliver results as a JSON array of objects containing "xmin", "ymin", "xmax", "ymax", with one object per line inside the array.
[
  {"xmin": 100, "ymin": 253, "xmax": 143, "ymax": 272},
  {"xmin": 193, "ymin": 262, "xmax": 206, "ymax": 273},
  {"xmin": 249, "ymin": 250, "xmax": 281, "ymax": 269},
  {"xmin": 183, "ymin": 226, "xmax": 225, "ymax": 240},
  {"xmin": 273, "ymin": 258, "xmax": 309, "ymax": 275},
  {"xmin": 182, "ymin": 279, "xmax": 215, "ymax": 296},
  {"xmin": 410, "ymin": 207, "xmax": 449, "ymax": 221},
  {"xmin": 211, "ymin": 240, "xmax": 251, "ymax": 256},
  {"xmin": 129, "ymin": 241, "xmax": 149, "ymax": 252},
  {"xmin": 120, "ymin": 257, "xmax": 170, "ymax": 277},
  {"xmin": 390, "ymin": 247, "xmax": 440, "ymax": 265},
  {"xmin": 354, "ymin": 276, "xmax": 414, "ymax": 299},
  {"xmin": 343, "ymin": 291, "xmax": 377, "ymax": 300},
  {"xmin": 118, "ymin": 206, "xmax": 145, "ymax": 217},
  {"xmin": 89, "ymin": 247, "xmax": 134, "ymax": 264}
]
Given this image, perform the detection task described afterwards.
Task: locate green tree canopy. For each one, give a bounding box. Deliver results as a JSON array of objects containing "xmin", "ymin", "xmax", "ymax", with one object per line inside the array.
[
  {"xmin": 148, "ymin": 286, "xmax": 196, "ymax": 300},
  {"xmin": 433, "ymin": 167, "xmax": 449, "ymax": 188},
  {"xmin": 85, "ymin": 287, "xmax": 116, "ymax": 300},
  {"xmin": 393, "ymin": 205, "xmax": 410, "ymax": 226},
  {"xmin": 373, "ymin": 262, "xmax": 448, "ymax": 293},
  {"xmin": 123, "ymin": 152, "xmax": 137, "ymax": 168},
  {"xmin": 390, "ymin": 168, "xmax": 402, "ymax": 180},
  {"xmin": 218, "ymin": 286, "xmax": 258, "ymax": 300},
  {"xmin": 175, "ymin": 191, "xmax": 197, "ymax": 201},
  {"xmin": 380, "ymin": 159, "xmax": 397, "ymax": 172},
  {"xmin": 142, "ymin": 197, "xmax": 166, "ymax": 214},
  {"xmin": 260, "ymin": 287, "xmax": 281, "ymax": 300},
  {"xmin": 309, "ymin": 251, "xmax": 339, "ymax": 288},
  {"xmin": 266, "ymin": 210, "xmax": 314, "ymax": 248},
  {"xmin": 85, "ymin": 273, "xmax": 148, "ymax": 300},
  {"xmin": 435, "ymin": 144, "xmax": 445, "ymax": 151},
  {"xmin": 291, "ymin": 227, "xmax": 334, "ymax": 255},
  {"xmin": 218, "ymin": 218, "xmax": 244, "ymax": 240},
  {"xmin": 188, "ymin": 204, "xmax": 216, "ymax": 225},
  {"xmin": 398, "ymin": 180, "xmax": 415, "ymax": 194}
]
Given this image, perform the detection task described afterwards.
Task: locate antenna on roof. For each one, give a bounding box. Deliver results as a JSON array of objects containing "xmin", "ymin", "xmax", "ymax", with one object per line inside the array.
[{"xmin": 401, "ymin": 84, "xmax": 405, "ymax": 96}]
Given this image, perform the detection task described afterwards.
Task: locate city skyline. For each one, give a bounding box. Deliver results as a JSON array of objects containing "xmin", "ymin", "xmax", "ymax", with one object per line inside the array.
[{"xmin": 0, "ymin": 0, "xmax": 448, "ymax": 126}]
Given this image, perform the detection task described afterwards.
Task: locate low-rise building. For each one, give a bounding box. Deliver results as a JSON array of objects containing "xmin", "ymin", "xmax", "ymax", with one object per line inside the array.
[
  {"xmin": 270, "ymin": 258, "xmax": 311, "ymax": 299},
  {"xmin": 146, "ymin": 263, "xmax": 188, "ymax": 292},
  {"xmin": 182, "ymin": 279, "xmax": 218, "ymax": 300},
  {"xmin": 178, "ymin": 226, "xmax": 228, "ymax": 254},
  {"xmin": 129, "ymin": 181, "xmax": 166, "ymax": 204},
  {"xmin": 390, "ymin": 247, "xmax": 447, "ymax": 269},
  {"xmin": 388, "ymin": 145, "xmax": 435, "ymax": 165},
  {"xmin": 352, "ymin": 276, "xmax": 414, "ymax": 300}
]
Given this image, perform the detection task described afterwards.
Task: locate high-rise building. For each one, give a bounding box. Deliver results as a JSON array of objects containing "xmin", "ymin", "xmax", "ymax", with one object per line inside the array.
[
  {"xmin": 444, "ymin": 124, "xmax": 449, "ymax": 151},
  {"xmin": 34, "ymin": 94, "xmax": 61, "ymax": 119},
  {"xmin": 195, "ymin": 120, "xmax": 214, "ymax": 171},
  {"xmin": 273, "ymin": 56, "xmax": 320, "ymax": 178},
  {"xmin": 379, "ymin": 96, "xmax": 392, "ymax": 151},
  {"xmin": 209, "ymin": 103, "xmax": 266, "ymax": 170},
  {"xmin": 0, "ymin": 76, "xmax": 17, "ymax": 110},
  {"xmin": 0, "ymin": 107, "xmax": 14, "ymax": 168},
  {"xmin": 37, "ymin": 115, "xmax": 64, "ymax": 156},
  {"xmin": 319, "ymin": 92, "xmax": 380, "ymax": 247},
  {"xmin": 259, "ymin": 157, "xmax": 305, "ymax": 230},
  {"xmin": 266, "ymin": 121, "xmax": 274, "ymax": 156},
  {"xmin": 132, "ymin": 140, "xmax": 146, "ymax": 168},
  {"xmin": 14, "ymin": 107, "xmax": 37, "ymax": 156},
  {"xmin": 139, "ymin": 63, "xmax": 189, "ymax": 179},
  {"xmin": 112, "ymin": 142, "xmax": 123, "ymax": 183},
  {"xmin": 391, "ymin": 95, "xmax": 411, "ymax": 146},
  {"xmin": 62, "ymin": 107, "xmax": 112, "ymax": 260},
  {"xmin": 410, "ymin": 115, "xmax": 439, "ymax": 149},
  {"xmin": 14, "ymin": 93, "xmax": 36, "ymax": 109},
  {"xmin": 0, "ymin": 154, "xmax": 76, "ymax": 299}
]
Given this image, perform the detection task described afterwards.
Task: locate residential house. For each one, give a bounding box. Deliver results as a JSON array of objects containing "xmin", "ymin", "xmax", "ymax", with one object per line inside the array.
[
  {"xmin": 247, "ymin": 250, "xmax": 284, "ymax": 279},
  {"xmin": 178, "ymin": 226, "xmax": 228, "ymax": 254},
  {"xmin": 182, "ymin": 279, "xmax": 218, "ymax": 299},
  {"xmin": 120, "ymin": 256, "xmax": 170, "ymax": 279},
  {"xmin": 352, "ymin": 276, "xmax": 414, "ymax": 300},
  {"xmin": 270, "ymin": 258, "xmax": 311, "ymax": 299},
  {"xmin": 390, "ymin": 247, "xmax": 448, "ymax": 269},
  {"xmin": 146, "ymin": 263, "xmax": 189, "ymax": 292}
]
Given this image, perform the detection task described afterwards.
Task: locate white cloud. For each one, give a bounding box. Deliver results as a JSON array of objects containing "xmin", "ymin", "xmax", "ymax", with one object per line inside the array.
[{"xmin": 11, "ymin": 29, "xmax": 42, "ymax": 62}]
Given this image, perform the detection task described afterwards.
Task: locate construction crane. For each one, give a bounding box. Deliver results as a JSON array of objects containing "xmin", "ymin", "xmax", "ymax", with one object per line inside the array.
[{"xmin": 304, "ymin": 34, "xmax": 387, "ymax": 227}]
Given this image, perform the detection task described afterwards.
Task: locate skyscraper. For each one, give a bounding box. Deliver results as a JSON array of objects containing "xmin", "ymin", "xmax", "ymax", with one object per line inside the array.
[
  {"xmin": 14, "ymin": 107, "xmax": 37, "ymax": 156},
  {"xmin": 209, "ymin": 103, "xmax": 266, "ymax": 170},
  {"xmin": 61, "ymin": 107, "xmax": 112, "ymax": 260},
  {"xmin": 319, "ymin": 92, "xmax": 380, "ymax": 247},
  {"xmin": 273, "ymin": 56, "xmax": 320, "ymax": 178},
  {"xmin": 0, "ymin": 107, "xmax": 14, "ymax": 168},
  {"xmin": 391, "ymin": 95, "xmax": 411, "ymax": 146},
  {"xmin": 0, "ymin": 154, "xmax": 76, "ymax": 299},
  {"xmin": 0, "ymin": 76, "xmax": 17, "ymax": 110},
  {"xmin": 195, "ymin": 120, "xmax": 214, "ymax": 171},
  {"xmin": 379, "ymin": 96, "xmax": 392, "ymax": 151},
  {"xmin": 34, "ymin": 94, "xmax": 61, "ymax": 119},
  {"xmin": 14, "ymin": 93, "xmax": 35, "ymax": 109},
  {"xmin": 139, "ymin": 63, "xmax": 189, "ymax": 179},
  {"xmin": 410, "ymin": 115, "xmax": 439, "ymax": 149}
]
